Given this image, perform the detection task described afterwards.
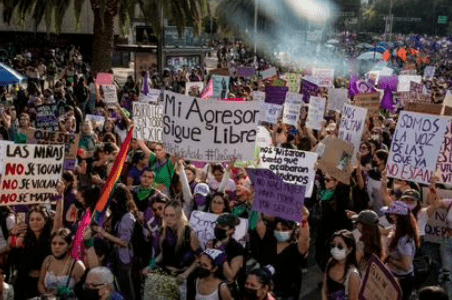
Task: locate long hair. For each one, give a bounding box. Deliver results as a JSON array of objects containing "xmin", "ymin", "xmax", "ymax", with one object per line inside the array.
[
  {"xmin": 24, "ymin": 206, "xmax": 53, "ymax": 249},
  {"xmin": 160, "ymin": 200, "xmax": 188, "ymax": 253},
  {"xmin": 388, "ymin": 213, "xmax": 421, "ymax": 251},
  {"xmin": 359, "ymin": 222, "xmax": 384, "ymax": 260},
  {"xmin": 110, "ymin": 183, "xmax": 138, "ymax": 230}
]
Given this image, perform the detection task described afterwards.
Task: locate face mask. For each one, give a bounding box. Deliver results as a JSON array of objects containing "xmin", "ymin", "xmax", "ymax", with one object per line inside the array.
[
  {"xmin": 214, "ymin": 227, "xmax": 227, "ymax": 241},
  {"xmin": 407, "ymin": 203, "xmax": 417, "ymax": 211},
  {"xmin": 194, "ymin": 195, "xmax": 207, "ymax": 207},
  {"xmin": 82, "ymin": 287, "xmax": 100, "ymax": 300},
  {"xmin": 331, "ymin": 247, "xmax": 347, "ymax": 261},
  {"xmin": 274, "ymin": 231, "xmax": 291, "ymax": 243},
  {"xmin": 196, "ymin": 268, "xmax": 211, "ymax": 278},
  {"xmin": 244, "ymin": 287, "xmax": 258, "ymax": 300},
  {"xmin": 371, "ymin": 160, "xmax": 379, "ymax": 168}
]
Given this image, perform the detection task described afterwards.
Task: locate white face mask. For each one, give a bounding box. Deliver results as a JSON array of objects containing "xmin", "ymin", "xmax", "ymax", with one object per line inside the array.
[
  {"xmin": 274, "ymin": 231, "xmax": 291, "ymax": 243},
  {"xmin": 331, "ymin": 247, "xmax": 348, "ymax": 261}
]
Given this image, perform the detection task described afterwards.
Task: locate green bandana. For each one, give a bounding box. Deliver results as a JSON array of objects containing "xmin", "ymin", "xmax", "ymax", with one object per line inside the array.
[
  {"xmin": 137, "ymin": 186, "xmax": 154, "ymax": 201},
  {"xmin": 319, "ymin": 190, "xmax": 335, "ymax": 201}
]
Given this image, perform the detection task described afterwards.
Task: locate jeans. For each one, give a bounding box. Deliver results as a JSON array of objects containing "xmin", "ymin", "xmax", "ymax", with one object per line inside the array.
[
  {"xmin": 396, "ymin": 272, "xmax": 415, "ymax": 300},
  {"xmin": 440, "ymin": 238, "xmax": 452, "ymax": 299},
  {"xmin": 423, "ymin": 241, "xmax": 441, "ymax": 285},
  {"xmin": 117, "ymin": 261, "xmax": 136, "ymax": 300}
]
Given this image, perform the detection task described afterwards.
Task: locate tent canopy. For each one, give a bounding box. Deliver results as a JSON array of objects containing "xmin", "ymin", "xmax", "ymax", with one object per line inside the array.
[{"xmin": 0, "ymin": 63, "xmax": 26, "ymax": 86}]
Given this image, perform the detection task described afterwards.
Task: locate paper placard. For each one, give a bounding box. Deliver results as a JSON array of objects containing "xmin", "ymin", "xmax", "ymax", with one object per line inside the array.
[
  {"xmin": 186, "ymin": 82, "xmax": 204, "ymax": 97},
  {"xmin": 102, "ymin": 84, "xmax": 118, "ymax": 105},
  {"xmin": 312, "ymin": 69, "xmax": 334, "ymax": 87},
  {"xmin": 212, "ymin": 75, "xmax": 230, "ymax": 99},
  {"xmin": 259, "ymin": 147, "xmax": 317, "ymax": 198},
  {"xmin": 421, "ymin": 187, "xmax": 452, "ymax": 243},
  {"xmin": 261, "ymin": 67, "xmax": 277, "ymax": 80},
  {"xmin": 247, "ymin": 168, "xmax": 305, "ymax": 222},
  {"xmin": 386, "ymin": 111, "xmax": 449, "ymax": 184},
  {"xmin": 282, "ymin": 93, "xmax": 303, "ymax": 126},
  {"xmin": 306, "ymin": 96, "xmax": 326, "ymax": 130},
  {"xmin": 36, "ymin": 104, "xmax": 58, "ymax": 132},
  {"xmin": 237, "ymin": 67, "xmax": 256, "ymax": 79},
  {"xmin": 317, "ymin": 138, "xmax": 354, "ymax": 184},
  {"xmin": 0, "ymin": 144, "xmax": 64, "ymax": 205},
  {"xmin": 338, "ymin": 104, "xmax": 367, "ymax": 165},
  {"xmin": 397, "ymin": 75, "xmax": 422, "ymax": 92},
  {"xmin": 189, "ymin": 211, "xmax": 248, "ymax": 248},
  {"xmin": 260, "ymin": 103, "xmax": 283, "ymax": 124},
  {"xmin": 424, "ymin": 66, "xmax": 436, "ymax": 81},
  {"xmin": 139, "ymin": 88, "xmax": 161, "ymax": 103},
  {"xmin": 354, "ymin": 92, "xmax": 381, "ymax": 115},
  {"xmin": 85, "ymin": 114, "xmax": 105, "ymax": 129},
  {"xmin": 288, "ymin": 73, "xmax": 301, "ymax": 93},
  {"xmin": 162, "ymin": 91, "xmax": 260, "ymax": 162},
  {"xmin": 96, "ymin": 73, "xmax": 114, "ymax": 85},
  {"xmin": 327, "ymin": 88, "xmax": 348, "ymax": 112},
  {"xmin": 133, "ymin": 102, "xmax": 164, "ymax": 143}
]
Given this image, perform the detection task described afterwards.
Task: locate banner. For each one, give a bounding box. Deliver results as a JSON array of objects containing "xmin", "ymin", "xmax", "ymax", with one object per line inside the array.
[
  {"xmin": 133, "ymin": 102, "xmax": 164, "ymax": 143},
  {"xmin": 312, "ymin": 68, "xmax": 334, "ymax": 87},
  {"xmin": 386, "ymin": 111, "xmax": 448, "ymax": 184},
  {"xmin": 36, "ymin": 104, "xmax": 58, "ymax": 131},
  {"xmin": 186, "ymin": 82, "xmax": 204, "ymax": 97},
  {"xmin": 436, "ymin": 120, "xmax": 452, "ymax": 183},
  {"xmin": 212, "ymin": 75, "xmax": 229, "ymax": 99},
  {"xmin": 102, "ymin": 84, "xmax": 118, "ymax": 105},
  {"xmin": 327, "ymin": 88, "xmax": 348, "ymax": 112},
  {"xmin": 338, "ymin": 104, "xmax": 367, "ymax": 164},
  {"xmin": 397, "ymin": 75, "xmax": 422, "ymax": 92},
  {"xmin": 189, "ymin": 211, "xmax": 248, "ymax": 248},
  {"xmin": 306, "ymin": 96, "xmax": 326, "ymax": 130},
  {"xmin": 162, "ymin": 91, "xmax": 260, "ymax": 162},
  {"xmin": 282, "ymin": 92, "xmax": 303, "ymax": 126},
  {"xmin": 359, "ymin": 254, "xmax": 402, "ymax": 300},
  {"xmin": 354, "ymin": 92, "xmax": 381, "ymax": 115},
  {"xmin": 302, "ymin": 78, "xmax": 320, "ymax": 103},
  {"xmin": 259, "ymin": 146, "xmax": 317, "ymax": 197},
  {"xmin": 247, "ymin": 168, "xmax": 305, "ymax": 222},
  {"xmin": 0, "ymin": 144, "xmax": 64, "ymax": 205}
]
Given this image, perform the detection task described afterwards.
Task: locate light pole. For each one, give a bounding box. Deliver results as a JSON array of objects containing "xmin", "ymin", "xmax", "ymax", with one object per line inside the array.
[
  {"xmin": 254, "ymin": 0, "xmax": 258, "ymax": 65},
  {"xmin": 384, "ymin": 0, "xmax": 394, "ymax": 41}
]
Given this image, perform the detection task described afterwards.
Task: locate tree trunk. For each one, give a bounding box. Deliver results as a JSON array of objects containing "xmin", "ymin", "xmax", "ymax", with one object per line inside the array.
[{"xmin": 91, "ymin": 8, "xmax": 115, "ymax": 74}]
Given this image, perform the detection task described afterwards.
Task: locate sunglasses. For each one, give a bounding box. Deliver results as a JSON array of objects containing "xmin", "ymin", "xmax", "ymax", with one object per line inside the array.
[{"xmin": 330, "ymin": 243, "xmax": 345, "ymax": 250}]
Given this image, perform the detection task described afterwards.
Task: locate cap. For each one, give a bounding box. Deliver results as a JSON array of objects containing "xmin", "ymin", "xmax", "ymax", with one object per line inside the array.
[
  {"xmin": 202, "ymin": 249, "xmax": 227, "ymax": 267},
  {"xmin": 216, "ymin": 213, "xmax": 239, "ymax": 228},
  {"xmin": 401, "ymin": 189, "xmax": 420, "ymax": 202},
  {"xmin": 194, "ymin": 183, "xmax": 209, "ymax": 197},
  {"xmin": 352, "ymin": 210, "xmax": 379, "ymax": 225},
  {"xmin": 381, "ymin": 201, "xmax": 409, "ymax": 216}
]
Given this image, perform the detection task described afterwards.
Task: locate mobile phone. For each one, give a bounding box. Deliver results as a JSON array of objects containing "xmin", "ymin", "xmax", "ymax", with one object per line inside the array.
[{"xmin": 17, "ymin": 212, "xmax": 26, "ymax": 224}]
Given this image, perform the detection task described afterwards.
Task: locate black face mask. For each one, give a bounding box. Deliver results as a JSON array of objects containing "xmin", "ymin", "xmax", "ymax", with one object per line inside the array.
[
  {"xmin": 81, "ymin": 287, "xmax": 100, "ymax": 300},
  {"xmin": 244, "ymin": 287, "xmax": 258, "ymax": 300},
  {"xmin": 196, "ymin": 267, "xmax": 211, "ymax": 278},
  {"xmin": 214, "ymin": 227, "xmax": 227, "ymax": 241}
]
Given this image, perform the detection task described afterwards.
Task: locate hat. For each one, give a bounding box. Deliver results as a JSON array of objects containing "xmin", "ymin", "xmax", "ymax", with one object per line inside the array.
[
  {"xmin": 194, "ymin": 183, "xmax": 209, "ymax": 197},
  {"xmin": 216, "ymin": 213, "xmax": 239, "ymax": 228},
  {"xmin": 352, "ymin": 210, "xmax": 379, "ymax": 225},
  {"xmin": 381, "ymin": 201, "xmax": 410, "ymax": 216},
  {"xmin": 202, "ymin": 249, "xmax": 227, "ymax": 267},
  {"xmin": 401, "ymin": 189, "xmax": 421, "ymax": 202}
]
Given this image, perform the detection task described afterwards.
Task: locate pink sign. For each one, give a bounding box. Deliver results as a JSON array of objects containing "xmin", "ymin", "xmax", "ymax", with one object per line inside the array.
[{"xmin": 96, "ymin": 73, "xmax": 114, "ymax": 85}]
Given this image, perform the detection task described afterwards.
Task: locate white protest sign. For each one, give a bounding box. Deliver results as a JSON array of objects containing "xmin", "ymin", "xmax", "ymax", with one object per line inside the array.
[
  {"xmin": 0, "ymin": 144, "xmax": 64, "ymax": 206},
  {"xmin": 0, "ymin": 141, "xmax": 14, "ymax": 185},
  {"xmin": 327, "ymin": 88, "xmax": 348, "ymax": 112},
  {"xmin": 253, "ymin": 91, "xmax": 265, "ymax": 102},
  {"xmin": 423, "ymin": 66, "xmax": 436, "ymax": 81},
  {"xmin": 421, "ymin": 187, "xmax": 452, "ymax": 243},
  {"xmin": 212, "ymin": 75, "xmax": 230, "ymax": 99},
  {"xmin": 261, "ymin": 67, "xmax": 277, "ymax": 80},
  {"xmin": 436, "ymin": 120, "xmax": 452, "ymax": 183},
  {"xmin": 306, "ymin": 96, "xmax": 326, "ymax": 130},
  {"xmin": 338, "ymin": 104, "xmax": 367, "ymax": 164},
  {"xmin": 386, "ymin": 111, "xmax": 449, "ymax": 184},
  {"xmin": 186, "ymin": 82, "xmax": 204, "ymax": 97},
  {"xmin": 397, "ymin": 75, "xmax": 422, "ymax": 92},
  {"xmin": 260, "ymin": 103, "xmax": 282, "ymax": 124},
  {"xmin": 379, "ymin": 67, "xmax": 394, "ymax": 76},
  {"xmin": 259, "ymin": 146, "xmax": 317, "ymax": 197},
  {"xmin": 312, "ymin": 68, "xmax": 334, "ymax": 87},
  {"xmin": 102, "ymin": 84, "xmax": 118, "ymax": 105},
  {"xmin": 163, "ymin": 91, "xmax": 260, "ymax": 162},
  {"xmin": 85, "ymin": 114, "xmax": 105, "ymax": 129},
  {"xmin": 139, "ymin": 88, "xmax": 161, "ymax": 103},
  {"xmin": 133, "ymin": 102, "xmax": 164, "ymax": 143},
  {"xmin": 282, "ymin": 92, "xmax": 303, "ymax": 126},
  {"xmin": 189, "ymin": 211, "xmax": 248, "ymax": 248}
]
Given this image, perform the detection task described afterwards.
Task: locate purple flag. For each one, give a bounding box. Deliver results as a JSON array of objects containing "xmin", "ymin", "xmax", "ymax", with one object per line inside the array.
[
  {"xmin": 301, "ymin": 79, "xmax": 319, "ymax": 103},
  {"xmin": 349, "ymin": 73, "xmax": 359, "ymax": 97},
  {"xmin": 381, "ymin": 85, "xmax": 395, "ymax": 111}
]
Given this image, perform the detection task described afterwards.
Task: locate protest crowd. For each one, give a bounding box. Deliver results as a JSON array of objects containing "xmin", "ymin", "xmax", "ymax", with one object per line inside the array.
[{"xmin": 1, "ymin": 33, "xmax": 452, "ymax": 300}]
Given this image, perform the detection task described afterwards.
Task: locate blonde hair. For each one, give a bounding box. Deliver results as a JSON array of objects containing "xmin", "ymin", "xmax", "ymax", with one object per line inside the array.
[{"xmin": 161, "ymin": 200, "xmax": 189, "ymax": 253}]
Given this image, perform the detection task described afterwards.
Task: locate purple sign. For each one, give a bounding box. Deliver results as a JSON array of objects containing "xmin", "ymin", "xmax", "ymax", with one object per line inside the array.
[
  {"xmin": 265, "ymin": 87, "xmax": 288, "ymax": 105},
  {"xmin": 378, "ymin": 76, "xmax": 398, "ymax": 92},
  {"xmin": 302, "ymin": 79, "xmax": 319, "ymax": 103},
  {"xmin": 246, "ymin": 168, "xmax": 305, "ymax": 222},
  {"xmin": 237, "ymin": 67, "xmax": 256, "ymax": 79}
]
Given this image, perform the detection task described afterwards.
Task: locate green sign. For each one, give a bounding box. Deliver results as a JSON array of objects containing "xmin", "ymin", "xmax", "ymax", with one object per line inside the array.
[{"xmin": 438, "ymin": 16, "xmax": 447, "ymax": 24}]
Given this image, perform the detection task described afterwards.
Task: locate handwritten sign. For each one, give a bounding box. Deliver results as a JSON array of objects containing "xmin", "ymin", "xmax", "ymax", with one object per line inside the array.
[
  {"xmin": 261, "ymin": 67, "xmax": 277, "ymax": 80},
  {"xmin": 359, "ymin": 254, "xmax": 402, "ymax": 300},
  {"xmin": 162, "ymin": 91, "xmax": 260, "ymax": 162},
  {"xmin": 287, "ymin": 73, "xmax": 300, "ymax": 93},
  {"xmin": 338, "ymin": 104, "xmax": 367, "ymax": 165},
  {"xmin": 102, "ymin": 84, "xmax": 118, "ymax": 105},
  {"xmin": 436, "ymin": 120, "xmax": 452, "ymax": 183},
  {"xmin": 259, "ymin": 147, "xmax": 317, "ymax": 197},
  {"xmin": 386, "ymin": 111, "xmax": 448, "ymax": 184},
  {"xmin": 265, "ymin": 87, "xmax": 288, "ymax": 105},
  {"xmin": 397, "ymin": 75, "xmax": 422, "ymax": 92},
  {"xmin": 260, "ymin": 103, "xmax": 282, "ymax": 124},
  {"xmin": 0, "ymin": 144, "xmax": 64, "ymax": 206},
  {"xmin": 85, "ymin": 114, "xmax": 105, "ymax": 129},
  {"xmin": 282, "ymin": 92, "xmax": 303, "ymax": 126},
  {"xmin": 423, "ymin": 66, "xmax": 436, "ymax": 81},
  {"xmin": 139, "ymin": 88, "xmax": 161, "ymax": 103},
  {"xmin": 186, "ymin": 82, "xmax": 204, "ymax": 97},
  {"xmin": 306, "ymin": 96, "xmax": 326, "ymax": 130},
  {"xmin": 0, "ymin": 141, "xmax": 14, "ymax": 182},
  {"xmin": 189, "ymin": 211, "xmax": 248, "ymax": 248},
  {"xmin": 302, "ymin": 78, "xmax": 320, "ymax": 103},
  {"xmin": 312, "ymin": 68, "xmax": 334, "ymax": 87},
  {"xmin": 36, "ymin": 104, "xmax": 58, "ymax": 131},
  {"xmin": 133, "ymin": 102, "xmax": 163, "ymax": 143},
  {"xmin": 96, "ymin": 73, "xmax": 114, "ymax": 85},
  {"xmin": 354, "ymin": 92, "xmax": 381, "ymax": 115},
  {"xmin": 247, "ymin": 168, "xmax": 305, "ymax": 222},
  {"xmin": 421, "ymin": 187, "xmax": 452, "ymax": 243},
  {"xmin": 327, "ymin": 88, "xmax": 348, "ymax": 112},
  {"xmin": 212, "ymin": 75, "xmax": 230, "ymax": 99}
]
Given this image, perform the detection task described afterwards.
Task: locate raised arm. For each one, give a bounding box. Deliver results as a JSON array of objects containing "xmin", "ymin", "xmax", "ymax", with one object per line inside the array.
[
  {"xmin": 53, "ymin": 180, "xmax": 65, "ymax": 233},
  {"xmin": 137, "ymin": 139, "xmax": 154, "ymax": 158},
  {"xmin": 298, "ymin": 206, "xmax": 310, "ymax": 256},
  {"xmin": 218, "ymin": 158, "xmax": 236, "ymax": 193}
]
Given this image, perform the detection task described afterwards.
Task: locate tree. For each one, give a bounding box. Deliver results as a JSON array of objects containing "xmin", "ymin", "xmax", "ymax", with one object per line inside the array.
[{"xmin": 1, "ymin": 0, "xmax": 208, "ymax": 73}]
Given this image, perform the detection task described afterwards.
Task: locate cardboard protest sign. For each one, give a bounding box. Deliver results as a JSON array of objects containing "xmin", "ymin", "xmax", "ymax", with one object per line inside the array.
[
  {"xmin": 208, "ymin": 68, "xmax": 230, "ymax": 76},
  {"xmin": 421, "ymin": 187, "xmax": 452, "ymax": 243},
  {"xmin": 139, "ymin": 88, "xmax": 161, "ymax": 103},
  {"xmin": 282, "ymin": 93, "xmax": 303, "ymax": 126},
  {"xmin": 338, "ymin": 104, "xmax": 367, "ymax": 165},
  {"xmin": 358, "ymin": 254, "xmax": 402, "ymax": 300},
  {"xmin": 133, "ymin": 102, "xmax": 163, "ymax": 143},
  {"xmin": 189, "ymin": 211, "xmax": 248, "ymax": 248},
  {"xmin": 186, "ymin": 82, "xmax": 204, "ymax": 97},
  {"xmin": 259, "ymin": 146, "xmax": 317, "ymax": 197},
  {"xmin": 354, "ymin": 92, "xmax": 380, "ymax": 115},
  {"xmin": 96, "ymin": 73, "xmax": 114, "ymax": 85},
  {"xmin": 24, "ymin": 129, "xmax": 80, "ymax": 170},
  {"xmin": 436, "ymin": 120, "xmax": 452, "ymax": 183},
  {"xmin": 397, "ymin": 75, "xmax": 422, "ymax": 92},
  {"xmin": 162, "ymin": 91, "xmax": 260, "ymax": 162},
  {"xmin": 302, "ymin": 78, "xmax": 320, "ymax": 103},
  {"xmin": 36, "ymin": 104, "xmax": 59, "ymax": 132},
  {"xmin": 443, "ymin": 91, "xmax": 452, "ymax": 115},
  {"xmin": 327, "ymin": 88, "xmax": 348, "ymax": 112},
  {"xmin": 212, "ymin": 75, "xmax": 230, "ymax": 99},
  {"xmin": 102, "ymin": 84, "xmax": 118, "ymax": 105},
  {"xmin": 317, "ymin": 138, "xmax": 354, "ymax": 184},
  {"xmin": 260, "ymin": 103, "xmax": 283, "ymax": 124},
  {"xmin": 247, "ymin": 168, "xmax": 305, "ymax": 222},
  {"xmin": 237, "ymin": 67, "xmax": 256, "ymax": 79},
  {"xmin": 306, "ymin": 96, "xmax": 326, "ymax": 130},
  {"xmin": 261, "ymin": 67, "xmax": 277, "ymax": 80},
  {"xmin": 424, "ymin": 66, "xmax": 436, "ymax": 81},
  {"xmin": 85, "ymin": 114, "xmax": 105, "ymax": 129},
  {"xmin": 265, "ymin": 87, "xmax": 288, "ymax": 105},
  {"xmin": 404, "ymin": 102, "xmax": 442, "ymax": 115},
  {"xmin": 312, "ymin": 69, "xmax": 334, "ymax": 87},
  {"xmin": 0, "ymin": 144, "xmax": 64, "ymax": 206},
  {"xmin": 386, "ymin": 111, "xmax": 449, "ymax": 184}
]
